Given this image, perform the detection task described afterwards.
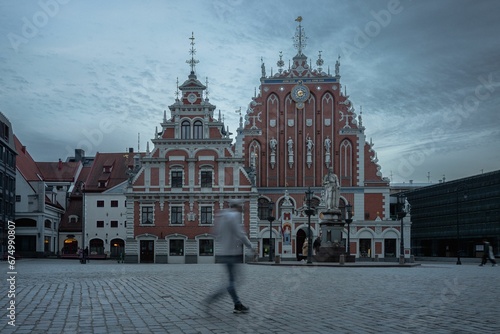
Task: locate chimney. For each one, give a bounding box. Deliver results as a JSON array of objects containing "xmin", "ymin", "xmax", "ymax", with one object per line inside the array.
[
  {"xmin": 58, "ymin": 159, "xmax": 63, "ymax": 170},
  {"xmin": 75, "ymin": 149, "xmax": 85, "ymax": 162},
  {"xmin": 21, "ymin": 145, "xmax": 26, "ymax": 153},
  {"xmin": 129, "ymin": 147, "xmax": 134, "ymax": 153}
]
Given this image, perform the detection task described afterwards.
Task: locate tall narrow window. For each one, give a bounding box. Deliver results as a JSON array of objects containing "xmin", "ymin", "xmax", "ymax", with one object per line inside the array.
[
  {"xmin": 258, "ymin": 198, "xmax": 270, "ymax": 220},
  {"xmin": 200, "ymin": 170, "xmax": 212, "ymax": 188},
  {"xmin": 171, "ymin": 206, "xmax": 183, "ymax": 224},
  {"xmin": 181, "ymin": 120, "xmax": 190, "ymax": 139},
  {"xmin": 171, "ymin": 170, "xmax": 183, "ymax": 188},
  {"xmin": 340, "ymin": 140, "xmax": 352, "ymax": 186},
  {"xmin": 193, "ymin": 120, "xmax": 203, "ymax": 139}
]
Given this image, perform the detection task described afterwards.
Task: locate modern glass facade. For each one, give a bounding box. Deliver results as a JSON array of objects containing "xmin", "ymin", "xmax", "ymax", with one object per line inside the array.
[{"xmin": 405, "ymin": 170, "xmax": 500, "ymax": 258}]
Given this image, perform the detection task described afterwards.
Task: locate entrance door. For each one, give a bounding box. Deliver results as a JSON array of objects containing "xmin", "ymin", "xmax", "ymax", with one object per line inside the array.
[
  {"xmin": 296, "ymin": 229, "xmax": 306, "ymax": 260},
  {"xmin": 384, "ymin": 239, "xmax": 397, "ymax": 258},
  {"xmin": 359, "ymin": 239, "xmax": 372, "ymax": 258},
  {"xmin": 140, "ymin": 240, "xmax": 154, "ymax": 263}
]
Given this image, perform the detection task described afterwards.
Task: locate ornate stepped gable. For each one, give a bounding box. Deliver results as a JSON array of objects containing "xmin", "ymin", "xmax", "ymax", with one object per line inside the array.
[
  {"xmin": 242, "ymin": 18, "xmax": 388, "ymax": 191},
  {"xmin": 126, "ymin": 33, "xmax": 254, "ymax": 264}
]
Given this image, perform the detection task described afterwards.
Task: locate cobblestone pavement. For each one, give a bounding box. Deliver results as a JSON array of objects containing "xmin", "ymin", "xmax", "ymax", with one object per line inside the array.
[{"xmin": 1, "ymin": 259, "xmax": 499, "ymax": 334}]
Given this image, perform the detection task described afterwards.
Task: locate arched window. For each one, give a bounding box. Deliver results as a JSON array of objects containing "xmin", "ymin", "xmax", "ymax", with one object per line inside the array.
[
  {"xmin": 340, "ymin": 139, "xmax": 352, "ymax": 186},
  {"xmin": 181, "ymin": 120, "xmax": 190, "ymax": 139},
  {"xmin": 258, "ymin": 198, "xmax": 271, "ymax": 220},
  {"xmin": 193, "ymin": 120, "xmax": 203, "ymax": 139}
]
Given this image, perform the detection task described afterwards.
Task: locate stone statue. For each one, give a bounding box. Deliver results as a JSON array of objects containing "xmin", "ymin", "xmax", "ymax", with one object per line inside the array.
[
  {"xmin": 404, "ymin": 199, "xmax": 411, "ymax": 214},
  {"xmin": 323, "ymin": 167, "xmax": 340, "ymax": 210},
  {"xmin": 287, "ymin": 137, "xmax": 293, "ymax": 155},
  {"xmin": 270, "ymin": 137, "xmax": 277, "ymax": 153},
  {"xmin": 306, "ymin": 135, "xmax": 314, "ymax": 153},
  {"xmin": 324, "ymin": 136, "xmax": 331, "ymax": 152}
]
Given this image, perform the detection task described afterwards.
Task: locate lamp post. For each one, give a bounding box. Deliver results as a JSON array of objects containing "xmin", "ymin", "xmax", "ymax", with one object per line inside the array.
[
  {"xmin": 267, "ymin": 201, "xmax": 275, "ymax": 262},
  {"xmin": 397, "ymin": 193, "xmax": 407, "ymax": 264},
  {"xmin": 345, "ymin": 203, "xmax": 353, "ymax": 256},
  {"xmin": 455, "ymin": 184, "xmax": 468, "ymax": 265},
  {"xmin": 304, "ymin": 187, "xmax": 315, "ymax": 264}
]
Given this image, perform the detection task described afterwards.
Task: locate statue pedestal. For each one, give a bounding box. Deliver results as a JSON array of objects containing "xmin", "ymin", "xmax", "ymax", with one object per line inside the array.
[{"xmin": 314, "ymin": 209, "xmax": 355, "ymax": 263}]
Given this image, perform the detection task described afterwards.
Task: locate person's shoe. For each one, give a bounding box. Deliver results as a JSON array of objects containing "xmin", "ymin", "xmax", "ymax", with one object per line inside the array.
[
  {"xmin": 233, "ymin": 303, "xmax": 249, "ymax": 314},
  {"xmin": 479, "ymin": 264, "xmax": 484, "ymax": 266},
  {"xmin": 493, "ymin": 264, "xmax": 497, "ymax": 267}
]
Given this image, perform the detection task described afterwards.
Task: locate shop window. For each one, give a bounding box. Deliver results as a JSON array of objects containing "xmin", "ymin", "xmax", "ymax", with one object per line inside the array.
[
  {"xmin": 169, "ymin": 239, "xmax": 184, "ymax": 256},
  {"xmin": 199, "ymin": 239, "xmax": 213, "ymax": 256}
]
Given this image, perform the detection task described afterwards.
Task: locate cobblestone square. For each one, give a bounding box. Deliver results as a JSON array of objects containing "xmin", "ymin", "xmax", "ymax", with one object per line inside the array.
[{"xmin": 1, "ymin": 259, "xmax": 499, "ymax": 333}]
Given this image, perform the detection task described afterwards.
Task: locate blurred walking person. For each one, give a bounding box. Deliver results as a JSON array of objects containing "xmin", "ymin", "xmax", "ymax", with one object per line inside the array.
[
  {"xmin": 480, "ymin": 240, "xmax": 497, "ymax": 266},
  {"xmin": 204, "ymin": 199, "xmax": 255, "ymax": 314}
]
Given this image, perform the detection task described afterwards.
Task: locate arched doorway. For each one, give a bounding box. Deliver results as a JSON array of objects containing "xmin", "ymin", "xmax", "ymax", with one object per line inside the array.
[
  {"xmin": 110, "ymin": 239, "xmax": 125, "ymax": 259},
  {"xmin": 296, "ymin": 229, "xmax": 307, "ymax": 261},
  {"xmin": 89, "ymin": 238, "xmax": 104, "ymax": 255},
  {"xmin": 63, "ymin": 237, "xmax": 78, "ymax": 255}
]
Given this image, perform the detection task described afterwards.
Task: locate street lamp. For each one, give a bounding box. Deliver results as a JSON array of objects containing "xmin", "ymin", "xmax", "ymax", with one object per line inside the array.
[
  {"xmin": 397, "ymin": 193, "xmax": 407, "ymax": 264},
  {"xmin": 455, "ymin": 184, "xmax": 468, "ymax": 265},
  {"xmin": 267, "ymin": 201, "xmax": 275, "ymax": 262},
  {"xmin": 304, "ymin": 187, "xmax": 315, "ymax": 264},
  {"xmin": 345, "ymin": 203, "xmax": 353, "ymax": 256}
]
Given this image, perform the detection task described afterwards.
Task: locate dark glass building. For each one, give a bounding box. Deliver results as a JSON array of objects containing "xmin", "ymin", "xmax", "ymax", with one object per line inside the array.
[
  {"xmin": 0, "ymin": 112, "xmax": 16, "ymax": 258},
  {"xmin": 405, "ymin": 170, "xmax": 500, "ymax": 258}
]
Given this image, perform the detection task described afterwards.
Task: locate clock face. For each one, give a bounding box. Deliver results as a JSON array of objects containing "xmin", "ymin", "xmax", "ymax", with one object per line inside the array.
[
  {"xmin": 187, "ymin": 93, "xmax": 197, "ymax": 104},
  {"xmin": 291, "ymin": 83, "xmax": 310, "ymax": 103}
]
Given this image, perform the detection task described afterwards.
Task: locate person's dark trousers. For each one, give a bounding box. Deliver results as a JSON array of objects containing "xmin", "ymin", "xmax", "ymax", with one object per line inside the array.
[{"xmin": 206, "ymin": 255, "xmax": 242, "ymax": 305}]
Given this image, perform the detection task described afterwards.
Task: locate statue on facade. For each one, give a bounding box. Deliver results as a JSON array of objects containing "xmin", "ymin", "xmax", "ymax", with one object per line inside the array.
[
  {"xmin": 287, "ymin": 137, "xmax": 294, "ymax": 155},
  {"xmin": 306, "ymin": 135, "xmax": 314, "ymax": 153},
  {"xmin": 270, "ymin": 137, "xmax": 277, "ymax": 153},
  {"xmin": 324, "ymin": 136, "xmax": 331, "ymax": 152},
  {"xmin": 323, "ymin": 167, "xmax": 340, "ymax": 210},
  {"xmin": 404, "ymin": 199, "xmax": 411, "ymax": 214}
]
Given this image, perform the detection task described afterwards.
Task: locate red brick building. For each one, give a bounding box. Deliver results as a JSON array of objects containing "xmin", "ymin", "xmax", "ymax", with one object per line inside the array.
[
  {"xmin": 125, "ymin": 34, "xmax": 255, "ymax": 263},
  {"xmin": 125, "ymin": 22, "xmax": 411, "ymax": 263},
  {"xmin": 242, "ymin": 19, "xmax": 409, "ymax": 261}
]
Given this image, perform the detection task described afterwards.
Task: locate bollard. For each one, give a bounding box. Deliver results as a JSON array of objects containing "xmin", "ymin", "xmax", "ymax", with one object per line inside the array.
[{"xmin": 339, "ymin": 254, "xmax": 345, "ymax": 265}]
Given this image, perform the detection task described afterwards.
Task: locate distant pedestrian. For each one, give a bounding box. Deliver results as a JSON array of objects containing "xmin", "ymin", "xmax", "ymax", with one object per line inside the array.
[
  {"xmin": 84, "ymin": 247, "xmax": 89, "ymax": 263},
  {"xmin": 313, "ymin": 236, "xmax": 321, "ymax": 255},
  {"xmin": 204, "ymin": 199, "xmax": 255, "ymax": 314},
  {"xmin": 78, "ymin": 247, "xmax": 84, "ymax": 264},
  {"xmin": 302, "ymin": 239, "xmax": 309, "ymax": 261},
  {"xmin": 480, "ymin": 241, "xmax": 497, "ymax": 266}
]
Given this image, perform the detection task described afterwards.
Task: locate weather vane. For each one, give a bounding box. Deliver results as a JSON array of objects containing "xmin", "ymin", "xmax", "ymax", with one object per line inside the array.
[
  {"xmin": 293, "ymin": 16, "xmax": 307, "ymax": 56},
  {"xmin": 186, "ymin": 32, "xmax": 199, "ymax": 74}
]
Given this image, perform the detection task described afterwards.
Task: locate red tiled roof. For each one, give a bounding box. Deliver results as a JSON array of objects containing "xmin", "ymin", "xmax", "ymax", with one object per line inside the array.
[
  {"xmin": 84, "ymin": 152, "xmax": 138, "ymax": 192},
  {"xmin": 14, "ymin": 135, "xmax": 43, "ymax": 181},
  {"xmin": 36, "ymin": 161, "xmax": 81, "ymax": 182}
]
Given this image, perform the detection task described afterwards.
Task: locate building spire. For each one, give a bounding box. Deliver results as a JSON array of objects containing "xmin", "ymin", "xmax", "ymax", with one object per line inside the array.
[
  {"xmin": 293, "ymin": 16, "xmax": 307, "ymax": 56},
  {"xmin": 186, "ymin": 32, "xmax": 199, "ymax": 75}
]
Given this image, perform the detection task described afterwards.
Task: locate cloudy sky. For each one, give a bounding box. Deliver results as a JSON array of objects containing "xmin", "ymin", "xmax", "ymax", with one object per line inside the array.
[{"xmin": 1, "ymin": 0, "xmax": 499, "ymax": 183}]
